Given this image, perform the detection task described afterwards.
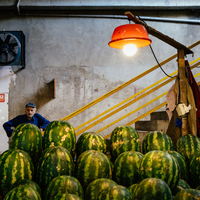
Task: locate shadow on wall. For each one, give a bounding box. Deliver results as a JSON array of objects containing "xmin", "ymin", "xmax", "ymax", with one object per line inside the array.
[{"xmin": 34, "ymin": 79, "xmax": 56, "ymax": 110}]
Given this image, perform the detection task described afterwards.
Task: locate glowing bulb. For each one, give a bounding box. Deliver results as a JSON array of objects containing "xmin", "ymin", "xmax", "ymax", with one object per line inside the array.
[{"xmin": 123, "ymin": 44, "xmax": 137, "ymax": 56}]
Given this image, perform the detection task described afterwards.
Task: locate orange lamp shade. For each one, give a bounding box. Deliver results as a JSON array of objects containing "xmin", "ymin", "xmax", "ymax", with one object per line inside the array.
[{"xmin": 108, "ymin": 24, "xmax": 152, "ymax": 49}]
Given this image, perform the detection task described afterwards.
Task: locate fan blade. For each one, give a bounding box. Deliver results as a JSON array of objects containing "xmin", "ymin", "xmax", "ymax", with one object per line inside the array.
[
  {"xmin": 0, "ymin": 37, "xmax": 3, "ymax": 44},
  {"xmin": 9, "ymin": 49, "xmax": 17, "ymax": 57},
  {"xmin": 9, "ymin": 42, "xmax": 18, "ymax": 49},
  {"xmin": 5, "ymin": 35, "xmax": 11, "ymax": 44}
]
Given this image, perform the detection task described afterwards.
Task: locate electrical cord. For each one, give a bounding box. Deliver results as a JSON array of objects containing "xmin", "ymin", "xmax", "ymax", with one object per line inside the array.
[
  {"xmin": 149, "ymin": 44, "xmax": 178, "ymax": 78},
  {"xmin": 133, "ymin": 14, "xmax": 178, "ymax": 78}
]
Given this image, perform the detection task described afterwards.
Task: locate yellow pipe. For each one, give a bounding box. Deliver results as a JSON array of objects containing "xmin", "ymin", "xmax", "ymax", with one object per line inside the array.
[
  {"xmin": 60, "ymin": 40, "xmax": 200, "ymax": 122},
  {"xmin": 75, "ymin": 60, "xmax": 200, "ymax": 131},
  {"xmin": 96, "ymin": 91, "xmax": 168, "ymax": 133},
  {"xmin": 104, "ymin": 101, "xmax": 167, "ymax": 139},
  {"xmin": 75, "ymin": 78, "xmax": 173, "ymax": 136}
]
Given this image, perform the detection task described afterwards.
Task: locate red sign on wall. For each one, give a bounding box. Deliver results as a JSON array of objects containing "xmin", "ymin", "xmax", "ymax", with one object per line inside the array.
[{"xmin": 0, "ymin": 94, "xmax": 5, "ymax": 102}]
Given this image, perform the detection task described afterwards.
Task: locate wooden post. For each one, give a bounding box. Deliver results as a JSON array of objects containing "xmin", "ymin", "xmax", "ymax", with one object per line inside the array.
[{"xmin": 178, "ymin": 49, "xmax": 189, "ymax": 136}]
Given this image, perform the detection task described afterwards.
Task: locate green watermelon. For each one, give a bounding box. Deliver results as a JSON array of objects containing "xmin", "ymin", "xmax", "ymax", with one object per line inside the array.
[
  {"xmin": 43, "ymin": 121, "xmax": 76, "ymax": 158},
  {"xmin": 171, "ymin": 179, "xmax": 190, "ymax": 196},
  {"xmin": 112, "ymin": 151, "xmax": 143, "ymax": 187},
  {"xmin": 35, "ymin": 146, "xmax": 74, "ymax": 193},
  {"xmin": 75, "ymin": 150, "xmax": 112, "ymax": 191},
  {"xmin": 3, "ymin": 185, "xmax": 41, "ymax": 200},
  {"xmin": 9, "ymin": 123, "xmax": 42, "ymax": 164},
  {"xmin": 11, "ymin": 179, "xmax": 42, "ymax": 196},
  {"xmin": 85, "ymin": 178, "xmax": 117, "ymax": 200},
  {"xmin": 110, "ymin": 126, "xmax": 141, "ymax": 161},
  {"xmin": 54, "ymin": 193, "xmax": 82, "ymax": 200},
  {"xmin": 142, "ymin": 131, "xmax": 174, "ymax": 154},
  {"xmin": 132, "ymin": 178, "xmax": 173, "ymax": 200},
  {"xmin": 43, "ymin": 175, "xmax": 83, "ymax": 200},
  {"xmin": 167, "ymin": 150, "xmax": 188, "ymax": 181},
  {"xmin": 174, "ymin": 189, "xmax": 200, "ymax": 199},
  {"xmin": 139, "ymin": 150, "xmax": 180, "ymax": 189},
  {"xmin": 188, "ymin": 151, "xmax": 200, "ymax": 188},
  {"xmin": 76, "ymin": 132, "xmax": 107, "ymax": 159},
  {"xmin": 176, "ymin": 134, "xmax": 200, "ymax": 165},
  {"xmin": 128, "ymin": 183, "xmax": 139, "ymax": 196},
  {"xmin": 0, "ymin": 149, "xmax": 34, "ymax": 197},
  {"xmin": 97, "ymin": 185, "xmax": 132, "ymax": 200}
]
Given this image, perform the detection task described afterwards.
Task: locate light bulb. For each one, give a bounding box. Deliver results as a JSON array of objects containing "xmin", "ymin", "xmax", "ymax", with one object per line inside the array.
[{"xmin": 123, "ymin": 44, "xmax": 137, "ymax": 56}]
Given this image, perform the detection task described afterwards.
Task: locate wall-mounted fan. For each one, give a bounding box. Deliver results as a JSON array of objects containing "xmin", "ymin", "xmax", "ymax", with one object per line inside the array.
[{"xmin": 0, "ymin": 31, "xmax": 25, "ymax": 68}]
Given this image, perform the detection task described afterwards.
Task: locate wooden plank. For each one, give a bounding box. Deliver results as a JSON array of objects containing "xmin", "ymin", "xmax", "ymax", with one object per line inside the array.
[{"xmin": 125, "ymin": 11, "xmax": 193, "ymax": 55}]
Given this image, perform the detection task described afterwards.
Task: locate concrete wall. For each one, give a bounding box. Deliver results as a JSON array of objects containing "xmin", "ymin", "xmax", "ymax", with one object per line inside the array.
[{"xmin": 0, "ymin": 6, "xmax": 200, "ymax": 152}]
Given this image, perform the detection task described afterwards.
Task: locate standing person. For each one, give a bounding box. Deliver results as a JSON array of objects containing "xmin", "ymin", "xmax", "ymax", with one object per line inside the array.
[{"xmin": 3, "ymin": 102, "xmax": 50, "ymax": 138}]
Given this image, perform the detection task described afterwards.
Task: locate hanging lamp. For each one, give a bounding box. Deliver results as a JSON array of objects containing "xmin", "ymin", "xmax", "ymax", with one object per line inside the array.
[{"xmin": 108, "ymin": 24, "xmax": 152, "ymax": 49}]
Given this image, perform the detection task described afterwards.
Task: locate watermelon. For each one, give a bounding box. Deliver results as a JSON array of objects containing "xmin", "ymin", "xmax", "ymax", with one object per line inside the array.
[
  {"xmin": 112, "ymin": 151, "xmax": 143, "ymax": 187},
  {"xmin": 9, "ymin": 123, "xmax": 42, "ymax": 164},
  {"xmin": 76, "ymin": 132, "xmax": 107, "ymax": 159},
  {"xmin": 3, "ymin": 185, "xmax": 41, "ymax": 200},
  {"xmin": 167, "ymin": 150, "xmax": 188, "ymax": 181},
  {"xmin": 11, "ymin": 179, "xmax": 42, "ymax": 196},
  {"xmin": 132, "ymin": 178, "xmax": 173, "ymax": 200},
  {"xmin": 97, "ymin": 185, "xmax": 132, "ymax": 200},
  {"xmin": 54, "ymin": 193, "xmax": 82, "ymax": 200},
  {"xmin": 43, "ymin": 121, "xmax": 76, "ymax": 158},
  {"xmin": 174, "ymin": 189, "xmax": 200, "ymax": 199},
  {"xmin": 128, "ymin": 183, "xmax": 139, "ymax": 196},
  {"xmin": 139, "ymin": 150, "xmax": 180, "ymax": 189},
  {"xmin": 171, "ymin": 179, "xmax": 190, "ymax": 196},
  {"xmin": 85, "ymin": 178, "xmax": 117, "ymax": 200},
  {"xmin": 75, "ymin": 150, "xmax": 112, "ymax": 191},
  {"xmin": 188, "ymin": 151, "xmax": 200, "ymax": 188},
  {"xmin": 35, "ymin": 146, "xmax": 74, "ymax": 193},
  {"xmin": 142, "ymin": 131, "xmax": 174, "ymax": 154},
  {"xmin": 110, "ymin": 126, "xmax": 141, "ymax": 161},
  {"xmin": 0, "ymin": 149, "xmax": 34, "ymax": 197},
  {"xmin": 43, "ymin": 175, "xmax": 83, "ymax": 200},
  {"xmin": 176, "ymin": 134, "xmax": 200, "ymax": 165}
]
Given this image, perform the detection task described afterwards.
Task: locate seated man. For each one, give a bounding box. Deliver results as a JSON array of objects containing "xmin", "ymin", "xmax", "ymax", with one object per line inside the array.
[{"xmin": 3, "ymin": 102, "xmax": 50, "ymax": 138}]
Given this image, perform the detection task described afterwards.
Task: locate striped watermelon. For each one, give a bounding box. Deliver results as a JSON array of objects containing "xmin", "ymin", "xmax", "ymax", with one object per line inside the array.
[
  {"xmin": 97, "ymin": 185, "xmax": 132, "ymax": 200},
  {"xmin": 176, "ymin": 134, "xmax": 200, "ymax": 166},
  {"xmin": 110, "ymin": 126, "xmax": 141, "ymax": 161},
  {"xmin": 174, "ymin": 189, "xmax": 200, "ymax": 199},
  {"xmin": 188, "ymin": 151, "xmax": 200, "ymax": 188},
  {"xmin": 54, "ymin": 193, "xmax": 82, "ymax": 200},
  {"xmin": 171, "ymin": 179, "xmax": 190, "ymax": 196},
  {"xmin": 43, "ymin": 175, "xmax": 84, "ymax": 200},
  {"xmin": 3, "ymin": 185, "xmax": 41, "ymax": 200},
  {"xmin": 142, "ymin": 131, "xmax": 174, "ymax": 154},
  {"xmin": 128, "ymin": 183, "xmax": 139, "ymax": 196},
  {"xmin": 139, "ymin": 150, "xmax": 180, "ymax": 189},
  {"xmin": 167, "ymin": 150, "xmax": 188, "ymax": 181},
  {"xmin": 35, "ymin": 146, "xmax": 74, "ymax": 193},
  {"xmin": 85, "ymin": 178, "xmax": 117, "ymax": 200},
  {"xmin": 112, "ymin": 151, "xmax": 143, "ymax": 187},
  {"xmin": 12, "ymin": 179, "xmax": 41, "ymax": 196},
  {"xmin": 44, "ymin": 121, "xmax": 76, "ymax": 158},
  {"xmin": 75, "ymin": 150, "xmax": 112, "ymax": 191},
  {"xmin": 9, "ymin": 123, "xmax": 42, "ymax": 164},
  {"xmin": 0, "ymin": 149, "xmax": 34, "ymax": 197},
  {"xmin": 76, "ymin": 132, "xmax": 107, "ymax": 159},
  {"xmin": 132, "ymin": 178, "xmax": 173, "ymax": 200}
]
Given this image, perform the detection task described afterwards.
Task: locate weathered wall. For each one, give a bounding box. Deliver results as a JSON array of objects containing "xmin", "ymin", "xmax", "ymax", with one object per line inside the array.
[{"xmin": 0, "ymin": 7, "xmax": 200, "ymax": 152}]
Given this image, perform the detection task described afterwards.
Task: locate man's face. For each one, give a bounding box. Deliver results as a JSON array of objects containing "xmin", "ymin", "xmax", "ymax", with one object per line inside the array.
[{"xmin": 25, "ymin": 107, "xmax": 36, "ymax": 119}]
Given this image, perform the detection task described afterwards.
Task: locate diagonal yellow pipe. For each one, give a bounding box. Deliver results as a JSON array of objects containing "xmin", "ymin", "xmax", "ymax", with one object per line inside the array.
[
  {"xmin": 96, "ymin": 91, "xmax": 168, "ymax": 134},
  {"xmin": 60, "ymin": 40, "xmax": 200, "ymax": 122},
  {"xmin": 104, "ymin": 101, "xmax": 167, "ymax": 139}
]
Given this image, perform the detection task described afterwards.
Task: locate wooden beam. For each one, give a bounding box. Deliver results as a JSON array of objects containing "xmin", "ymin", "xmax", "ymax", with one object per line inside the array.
[
  {"xmin": 178, "ymin": 49, "xmax": 189, "ymax": 136},
  {"xmin": 125, "ymin": 11, "xmax": 193, "ymax": 55}
]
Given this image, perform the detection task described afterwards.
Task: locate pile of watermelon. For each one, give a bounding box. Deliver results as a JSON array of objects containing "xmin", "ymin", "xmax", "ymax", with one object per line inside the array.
[{"xmin": 1, "ymin": 122, "xmax": 200, "ymax": 200}]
